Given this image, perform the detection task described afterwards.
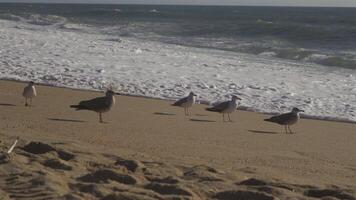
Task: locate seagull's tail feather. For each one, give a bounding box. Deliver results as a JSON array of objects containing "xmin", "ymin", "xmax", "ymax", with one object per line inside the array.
[
  {"xmin": 206, "ymin": 107, "xmax": 218, "ymax": 112},
  {"xmin": 264, "ymin": 118, "xmax": 274, "ymax": 122},
  {"xmin": 70, "ymin": 104, "xmax": 87, "ymax": 110}
]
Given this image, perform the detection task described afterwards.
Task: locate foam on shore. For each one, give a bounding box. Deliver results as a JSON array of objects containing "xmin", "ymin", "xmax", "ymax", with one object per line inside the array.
[{"xmin": 1, "ymin": 19, "xmax": 355, "ymax": 123}]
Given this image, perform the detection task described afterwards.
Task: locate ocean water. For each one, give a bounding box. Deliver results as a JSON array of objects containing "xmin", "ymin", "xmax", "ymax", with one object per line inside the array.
[{"xmin": 0, "ymin": 3, "xmax": 355, "ymax": 122}]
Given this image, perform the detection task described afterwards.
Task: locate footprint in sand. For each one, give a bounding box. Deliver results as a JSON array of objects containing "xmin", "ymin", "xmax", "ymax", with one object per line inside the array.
[
  {"xmin": 214, "ymin": 190, "xmax": 276, "ymax": 200},
  {"xmin": 22, "ymin": 141, "xmax": 56, "ymax": 154},
  {"xmin": 70, "ymin": 183, "xmax": 104, "ymax": 198},
  {"xmin": 144, "ymin": 182, "xmax": 194, "ymax": 197},
  {"xmin": 237, "ymin": 178, "xmax": 268, "ymax": 186},
  {"xmin": 0, "ymin": 153, "xmax": 10, "ymax": 164},
  {"xmin": 21, "ymin": 141, "xmax": 75, "ymax": 161},
  {"xmin": 304, "ymin": 189, "xmax": 356, "ymax": 200},
  {"xmin": 101, "ymin": 193, "xmax": 158, "ymax": 200},
  {"xmin": 237, "ymin": 178, "xmax": 298, "ymax": 197},
  {"xmin": 115, "ymin": 157, "xmax": 145, "ymax": 173}
]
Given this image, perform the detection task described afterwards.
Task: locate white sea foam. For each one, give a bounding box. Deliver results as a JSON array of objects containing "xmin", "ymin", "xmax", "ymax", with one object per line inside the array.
[{"xmin": 0, "ymin": 19, "xmax": 355, "ymax": 123}]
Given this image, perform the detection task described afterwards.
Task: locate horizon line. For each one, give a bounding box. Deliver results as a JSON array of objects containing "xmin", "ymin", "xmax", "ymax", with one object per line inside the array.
[{"xmin": 0, "ymin": 2, "xmax": 356, "ymax": 8}]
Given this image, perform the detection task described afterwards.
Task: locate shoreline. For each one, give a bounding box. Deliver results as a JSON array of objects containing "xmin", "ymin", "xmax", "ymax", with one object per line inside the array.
[{"xmin": 2, "ymin": 78, "xmax": 355, "ymax": 125}]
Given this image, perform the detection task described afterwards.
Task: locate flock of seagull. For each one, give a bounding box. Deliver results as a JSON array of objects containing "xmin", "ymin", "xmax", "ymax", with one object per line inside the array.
[{"xmin": 22, "ymin": 81, "xmax": 304, "ymax": 134}]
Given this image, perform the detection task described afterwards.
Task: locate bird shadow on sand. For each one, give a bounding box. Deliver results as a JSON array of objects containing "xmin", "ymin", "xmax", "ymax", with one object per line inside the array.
[
  {"xmin": 195, "ymin": 114, "xmax": 208, "ymax": 117},
  {"xmin": 248, "ymin": 129, "xmax": 279, "ymax": 134},
  {"xmin": 153, "ymin": 112, "xmax": 176, "ymax": 116},
  {"xmin": 0, "ymin": 103, "xmax": 16, "ymax": 107},
  {"xmin": 48, "ymin": 118, "xmax": 86, "ymax": 123},
  {"xmin": 190, "ymin": 119, "xmax": 216, "ymax": 123}
]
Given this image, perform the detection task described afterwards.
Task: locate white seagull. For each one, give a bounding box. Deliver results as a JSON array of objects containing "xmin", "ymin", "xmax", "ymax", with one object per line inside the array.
[
  {"xmin": 264, "ymin": 107, "xmax": 304, "ymax": 134},
  {"xmin": 172, "ymin": 92, "xmax": 197, "ymax": 116},
  {"xmin": 70, "ymin": 90, "xmax": 116, "ymax": 123},
  {"xmin": 22, "ymin": 81, "xmax": 37, "ymax": 107},
  {"xmin": 206, "ymin": 95, "xmax": 242, "ymax": 122}
]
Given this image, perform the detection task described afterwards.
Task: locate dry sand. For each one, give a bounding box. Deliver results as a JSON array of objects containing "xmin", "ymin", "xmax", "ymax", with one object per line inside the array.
[{"xmin": 0, "ymin": 80, "xmax": 355, "ymax": 200}]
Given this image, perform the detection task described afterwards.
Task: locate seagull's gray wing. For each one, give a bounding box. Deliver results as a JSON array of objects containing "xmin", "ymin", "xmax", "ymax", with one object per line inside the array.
[
  {"xmin": 172, "ymin": 96, "xmax": 188, "ymax": 106},
  {"xmin": 265, "ymin": 112, "xmax": 294, "ymax": 125},
  {"xmin": 71, "ymin": 96, "xmax": 108, "ymax": 111},
  {"xmin": 206, "ymin": 101, "xmax": 229, "ymax": 112}
]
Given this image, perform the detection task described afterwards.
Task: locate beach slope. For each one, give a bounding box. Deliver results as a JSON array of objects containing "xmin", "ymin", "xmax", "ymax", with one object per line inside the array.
[{"xmin": 0, "ymin": 80, "xmax": 355, "ymax": 199}]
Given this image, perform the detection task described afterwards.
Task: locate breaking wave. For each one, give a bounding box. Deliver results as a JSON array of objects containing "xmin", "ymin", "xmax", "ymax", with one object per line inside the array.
[{"xmin": 1, "ymin": 4, "xmax": 356, "ymax": 69}]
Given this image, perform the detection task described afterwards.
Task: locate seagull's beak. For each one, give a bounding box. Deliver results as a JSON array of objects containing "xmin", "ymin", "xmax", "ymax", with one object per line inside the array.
[
  {"xmin": 237, "ymin": 97, "xmax": 242, "ymax": 100},
  {"xmin": 115, "ymin": 92, "xmax": 121, "ymax": 95},
  {"xmin": 300, "ymin": 109, "xmax": 305, "ymax": 112}
]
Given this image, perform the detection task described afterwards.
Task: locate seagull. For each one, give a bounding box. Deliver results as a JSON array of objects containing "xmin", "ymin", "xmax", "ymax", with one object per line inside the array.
[
  {"xmin": 206, "ymin": 95, "xmax": 242, "ymax": 122},
  {"xmin": 70, "ymin": 90, "xmax": 116, "ymax": 123},
  {"xmin": 264, "ymin": 107, "xmax": 304, "ymax": 134},
  {"xmin": 172, "ymin": 92, "xmax": 197, "ymax": 116},
  {"xmin": 22, "ymin": 81, "xmax": 37, "ymax": 106}
]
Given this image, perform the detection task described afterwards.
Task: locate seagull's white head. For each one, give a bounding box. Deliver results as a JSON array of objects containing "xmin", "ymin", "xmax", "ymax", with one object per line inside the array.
[
  {"xmin": 231, "ymin": 95, "xmax": 242, "ymax": 102},
  {"xmin": 292, "ymin": 107, "xmax": 304, "ymax": 113},
  {"xmin": 189, "ymin": 92, "xmax": 197, "ymax": 97}
]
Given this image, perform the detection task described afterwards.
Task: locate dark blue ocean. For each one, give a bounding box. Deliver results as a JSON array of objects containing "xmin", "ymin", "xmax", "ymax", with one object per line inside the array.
[{"xmin": 1, "ymin": 3, "xmax": 356, "ymax": 69}]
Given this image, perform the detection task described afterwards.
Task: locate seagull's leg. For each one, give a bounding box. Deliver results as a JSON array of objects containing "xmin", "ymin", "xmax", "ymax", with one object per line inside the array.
[
  {"xmin": 99, "ymin": 113, "xmax": 103, "ymax": 123},
  {"xmin": 284, "ymin": 125, "xmax": 288, "ymax": 134},
  {"xmin": 184, "ymin": 107, "xmax": 188, "ymax": 116},
  {"xmin": 288, "ymin": 125, "xmax": 293, "ymax": 134},
  {"xmin": 228, "ymin": 113, "xmax": 232, "ymax": 122}
]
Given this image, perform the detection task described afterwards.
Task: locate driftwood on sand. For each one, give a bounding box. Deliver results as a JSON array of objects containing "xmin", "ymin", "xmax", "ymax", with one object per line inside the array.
[{"xmin": 7, "ymin": 137, "xmax": 19, "ymax": 154}]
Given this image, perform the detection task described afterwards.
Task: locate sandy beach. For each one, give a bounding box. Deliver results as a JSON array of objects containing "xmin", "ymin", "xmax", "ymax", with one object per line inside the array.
[{"xmin": 0, "ymin": 80, "xmax": 355, "ymax": 200}]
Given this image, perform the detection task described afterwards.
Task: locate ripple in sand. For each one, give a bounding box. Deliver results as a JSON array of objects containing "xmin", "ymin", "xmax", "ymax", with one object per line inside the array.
[
  {"xmin": 77, "ymin": 169, "xmax": 138, "ymax": 185},
  {"xmin": 183, "ymin": 165, "xmax": 224, "ymax": 182},
  {"xmin": 145, "ymin": 176, "xmax": 180, "ymax": 184},
  {"xmin": 42, "ymin": 159, "xmax": 73, "ymax": 171},
  {"xmin": 70, "ymin": 183, "xmax": 104, "ymax": 198}
]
